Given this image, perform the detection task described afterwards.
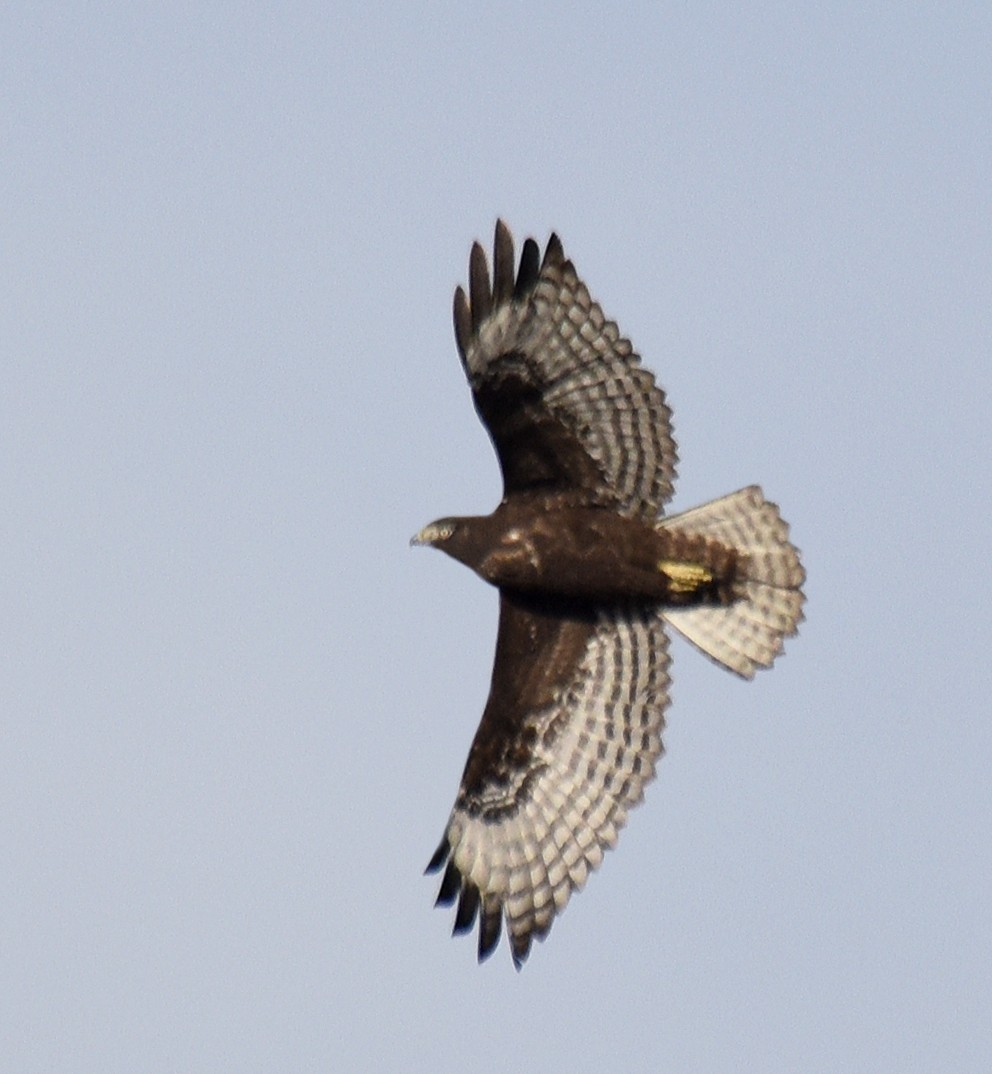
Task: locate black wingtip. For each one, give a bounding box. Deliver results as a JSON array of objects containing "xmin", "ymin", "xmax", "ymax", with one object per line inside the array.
[
  {"xmin": 452, "ymin": 285, "xmax": 472, "ymax": 360},
  {"xmin": 514, "ymin": 237, "xmax": 541, "ymax": 298},
  {"xmin": 468, "ymin": 240, "xmax": 492, "ymax": 330},
  {"xmin": 477, "ymin": 900, "xmax": 502, "ymax": 963},
  {"xmin": 510, "ymin": 931, "xmax": 532, "ymax": 970},
  {"xmin": 542, "ymin": 232, "xmax": 564, "ymax": 269},
  {"xmin": 435, "ymin": 859, "xmax": 461, "ymax": 907},
  {"xmin": 452, "ymin": 882, "xmax": 480, "ymax": 935},
  {"xmin": 492, "ymin": 220, "xmax": 515, "ymax": 305},
  {"xmin": 425, "ymin": 835, "xmax": 450, "ymax": 875}
]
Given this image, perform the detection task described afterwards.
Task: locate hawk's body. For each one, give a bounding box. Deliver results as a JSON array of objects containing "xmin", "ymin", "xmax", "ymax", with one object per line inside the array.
[
  {"xmin": 417, "ymin": 500, "xmax": 739, "ymax": 603},
  {"xmin": 414, "ymin": 222, "xmax": 805, "ymax": 966}
]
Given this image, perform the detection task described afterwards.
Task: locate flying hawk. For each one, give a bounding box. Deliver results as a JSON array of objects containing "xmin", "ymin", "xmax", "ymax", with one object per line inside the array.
[{"xmin": 413, "ymin": 221, "xmax": 805, "ymax": 967}]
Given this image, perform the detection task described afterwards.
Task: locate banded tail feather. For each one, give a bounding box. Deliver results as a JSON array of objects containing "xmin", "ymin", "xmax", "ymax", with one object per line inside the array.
[{"xmin": 659, "ymin": 487, "xmax": 805, "ymax": 678}]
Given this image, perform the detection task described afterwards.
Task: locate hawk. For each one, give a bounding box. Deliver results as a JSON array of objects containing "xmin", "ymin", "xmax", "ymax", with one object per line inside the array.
[{"xmin": 413, "ymin": 221, "xmax": 804, "ymax": 967}]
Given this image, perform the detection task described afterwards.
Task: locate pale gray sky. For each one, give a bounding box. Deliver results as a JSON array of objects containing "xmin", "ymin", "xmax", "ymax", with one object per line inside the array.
[{"xmin": 3, "ymin": 3, "xmax": 990, "ymax": 1071}]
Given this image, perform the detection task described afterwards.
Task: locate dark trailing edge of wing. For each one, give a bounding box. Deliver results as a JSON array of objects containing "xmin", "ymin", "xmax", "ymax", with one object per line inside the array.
[{"xmin": 425, "ymin": 833, "xmax": 506, "ymax": 964}]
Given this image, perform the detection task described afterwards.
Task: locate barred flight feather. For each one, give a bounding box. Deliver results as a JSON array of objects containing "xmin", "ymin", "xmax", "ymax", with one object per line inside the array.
[
  {"xmin": 427, "ymin": 608, "xmax": 670, "ymax": 967},
  {"xmin": 455, "ymin": 221, "xmax": 677, "ymax": 519},
  {"xmin": 660, "ymin": 487, "xmax": 805, "ymax": 677}
]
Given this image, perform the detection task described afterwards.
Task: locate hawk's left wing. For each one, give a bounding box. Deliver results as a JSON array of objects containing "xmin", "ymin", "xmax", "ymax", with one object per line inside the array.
[
  {"xmin": 453, "ymin": 221, "xmax": 678, "ymax": 521},
  {"xmin": 426, "ymin": 593, "xmax": 671, "ymax": 966}
]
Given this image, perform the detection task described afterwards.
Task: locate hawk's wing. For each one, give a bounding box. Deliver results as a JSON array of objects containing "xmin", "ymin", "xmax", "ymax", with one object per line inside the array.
[
  {"xmin": 453, "ymin": 221, "xmax": 677, "ymax": 521},
  {"xmin": 426, "ymin": 593, "xmax": 670, "ymax": 966}
]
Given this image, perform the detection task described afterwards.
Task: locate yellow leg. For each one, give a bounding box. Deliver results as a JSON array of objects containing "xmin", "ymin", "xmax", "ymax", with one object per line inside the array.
[{"xmin": 657, "ymin": 559, "xmax": 714, "ymax": 595}]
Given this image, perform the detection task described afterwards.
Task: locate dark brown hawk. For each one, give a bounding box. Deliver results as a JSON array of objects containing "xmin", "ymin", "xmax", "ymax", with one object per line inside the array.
[{"xmin": 413, "ymin": 222, "xmax": 805, "ymax": 967}]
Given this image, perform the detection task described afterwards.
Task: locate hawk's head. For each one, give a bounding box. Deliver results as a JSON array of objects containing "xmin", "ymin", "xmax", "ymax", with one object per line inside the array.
[{"xmin": 411, "ymin": 515, "xmax": 497, "ymax": 576}]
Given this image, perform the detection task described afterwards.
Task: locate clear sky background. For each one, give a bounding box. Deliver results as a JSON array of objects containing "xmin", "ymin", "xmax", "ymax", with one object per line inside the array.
[{"xmin": 3, "ymin": 4, "xmax": 990, "ymax": 1072}]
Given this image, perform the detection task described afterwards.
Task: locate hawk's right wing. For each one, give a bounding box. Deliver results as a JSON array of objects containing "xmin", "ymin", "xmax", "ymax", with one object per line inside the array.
[
  {"xmin": 426, "ymin": 592, "xmax": 671, "ymax": 967},
  {"xmin": 453, "ymin": 221, "xmax": 678, "ymax": 521}
]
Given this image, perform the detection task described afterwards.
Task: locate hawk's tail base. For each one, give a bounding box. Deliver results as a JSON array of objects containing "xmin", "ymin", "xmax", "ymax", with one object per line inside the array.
[{"xmin": 657, "ymin": 487, "xmax": 805, "ymax": 678}]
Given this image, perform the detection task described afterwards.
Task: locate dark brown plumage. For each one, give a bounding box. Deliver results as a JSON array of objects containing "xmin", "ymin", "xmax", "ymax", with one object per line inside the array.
[{"xmin": 413, "ymin": 221, "xmax": 805, "ymax": 967}]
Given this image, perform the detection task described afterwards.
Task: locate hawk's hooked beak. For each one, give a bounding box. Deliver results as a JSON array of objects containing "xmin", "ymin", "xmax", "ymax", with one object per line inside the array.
[{"xmin": 410, "ymin": 520, "xmax": 455, "ymax": 547}]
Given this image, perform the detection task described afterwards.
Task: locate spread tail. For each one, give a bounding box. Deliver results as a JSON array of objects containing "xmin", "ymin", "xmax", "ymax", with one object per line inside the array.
[{"xmin": 658, "ymin": 487, "xmax": 805, "ymax": 678}]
